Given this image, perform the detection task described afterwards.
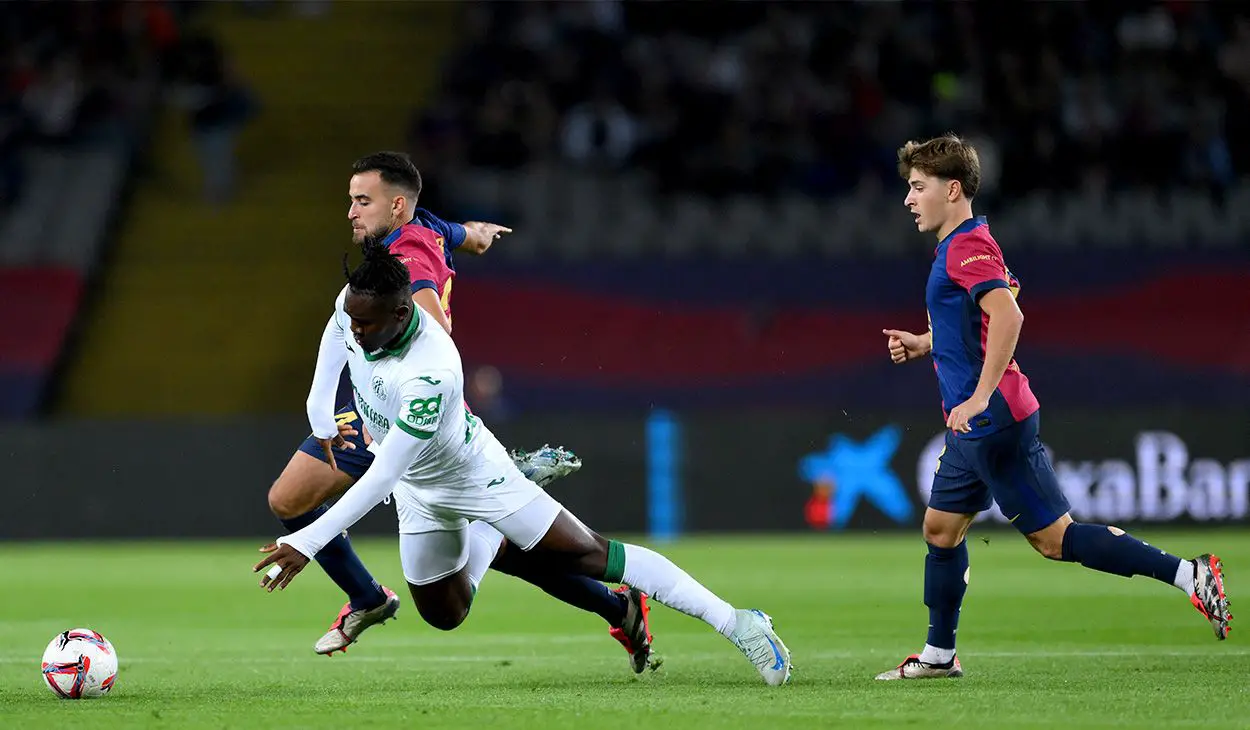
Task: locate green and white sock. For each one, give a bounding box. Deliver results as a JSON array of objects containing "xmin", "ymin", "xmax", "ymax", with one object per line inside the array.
[{"xmin": 605, "ymin": 540, "xmax": 736, "ymax": 637}]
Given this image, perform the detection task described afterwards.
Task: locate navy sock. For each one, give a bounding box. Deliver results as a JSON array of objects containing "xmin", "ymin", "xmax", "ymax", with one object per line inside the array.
[
  {"xmin": 491, "ymin": 545, "xmax": 628, "ymax": 627},
  {"xmin": 280, "ymin": 505, "xmax": 385, "ymax": 611},
  {"xmin": 1060, "ymin": 523, "xmax": 1181, "ymax": 583},
  {"xmin": 924, "ymin": 541, "xmax": 969, "ymax": 651}
]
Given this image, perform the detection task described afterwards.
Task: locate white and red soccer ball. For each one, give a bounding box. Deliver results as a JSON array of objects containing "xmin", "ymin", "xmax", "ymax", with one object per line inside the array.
[{"xmin": 41, "ymin": 629, "xmax": 118, "ymax": 699}]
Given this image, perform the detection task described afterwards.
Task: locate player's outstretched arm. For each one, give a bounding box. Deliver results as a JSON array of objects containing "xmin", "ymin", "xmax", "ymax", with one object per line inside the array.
[
  {"xmin": 275, "ymin": 371, "xmax": 453, "ymax": 563},
  {"xmin": 277, "ymin": 426, "xmax": 427, "ymax": 558},
  {"xmin": 459, "ymin": 221, "xmax": 512, "ymax": 255},
  {"xmin": 882, "ymin": 328, "xmax": 932, "ymax": 363},
  {"xmin": 254, "ymin": 419, "xmax": 429, "ymax": 592}
]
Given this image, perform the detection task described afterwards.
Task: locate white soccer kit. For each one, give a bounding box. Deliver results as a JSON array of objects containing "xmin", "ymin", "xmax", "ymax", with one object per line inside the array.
[{"xmin": 278, "ymin": 287, "xmax": 562, "ymax": 583}]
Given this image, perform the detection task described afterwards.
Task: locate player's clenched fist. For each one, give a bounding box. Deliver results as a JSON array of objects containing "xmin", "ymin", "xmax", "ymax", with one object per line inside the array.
[{"xmin": 882, "ymin": 328, "xmax": 930, "ymax": 364}]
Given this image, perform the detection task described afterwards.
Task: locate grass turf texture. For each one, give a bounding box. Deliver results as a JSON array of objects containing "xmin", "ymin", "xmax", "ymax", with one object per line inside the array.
[{"xmin": 1, "ymin": 531, "xmax": 1246, "ymax": 729}]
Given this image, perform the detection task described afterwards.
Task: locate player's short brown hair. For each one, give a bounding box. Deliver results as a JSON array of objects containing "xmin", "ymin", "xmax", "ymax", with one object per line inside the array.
[
  {"xmin": 896, "ymin": 134, "xmax": 981, "ymax": 200},
  {"xmin": 353, "ymin": 151, "xmax": 422, "ymax": 200}
]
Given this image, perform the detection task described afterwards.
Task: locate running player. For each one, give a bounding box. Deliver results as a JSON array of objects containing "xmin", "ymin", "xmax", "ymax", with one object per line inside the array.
[{"xmin": 876, "ymin": 134, "xmax": 1231, "ymax": 680}]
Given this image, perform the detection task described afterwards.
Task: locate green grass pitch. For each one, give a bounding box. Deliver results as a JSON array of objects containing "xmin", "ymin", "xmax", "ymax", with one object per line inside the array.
[{"xmin": 1, "ymin": 530, "xmax": 1246, "ymax": 729}]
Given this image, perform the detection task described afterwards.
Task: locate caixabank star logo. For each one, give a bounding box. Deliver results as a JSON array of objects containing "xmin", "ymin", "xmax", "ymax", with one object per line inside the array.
[{"xmin": 799, "ymin": 425, "xmax": 916, "ymax": 530}]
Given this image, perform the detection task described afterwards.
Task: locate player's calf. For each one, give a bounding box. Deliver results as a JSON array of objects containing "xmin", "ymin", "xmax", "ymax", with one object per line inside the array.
[
  {"xmin": 1049, "ymin": 519, "xmax": 1183, "ymax": 584},
  {"xmin": 1043, "ymin": 518, "xmax": 1233, "ymax": 638}
]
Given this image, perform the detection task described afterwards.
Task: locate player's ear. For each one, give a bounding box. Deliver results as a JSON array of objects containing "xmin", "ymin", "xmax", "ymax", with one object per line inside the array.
[{"xmin": 947, "ymin": 179, "xmax": 961, "ymax": 202}]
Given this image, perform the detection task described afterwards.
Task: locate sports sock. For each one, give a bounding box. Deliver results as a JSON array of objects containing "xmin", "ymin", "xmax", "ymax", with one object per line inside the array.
[
  {"xmin": 491, "ymin": 545, "xmax": 628, "ymax": 626},
  {"xmin": 281, "ymin": 505, "xmax": 384, "ymax": 611},
  {"xmin": 1174, "ymin": 559, "xmax": 1196, "ymax": 595},
  {"xmin": 924, "ymin": 541, "xmax": 968, "ymax": 654},
  {"xmin": 1060, "ymin": 523, "xmax": 1182, "ymax": 586},
  {"xmin": 919, "ymin": 644, "xmax": 956, "ymax": 666},
  {"xmin": 606, "ymin": 540, "xmax": 736, "ymax": 637}
]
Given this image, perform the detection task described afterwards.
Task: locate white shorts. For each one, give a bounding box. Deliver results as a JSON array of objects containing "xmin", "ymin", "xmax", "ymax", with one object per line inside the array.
[{"xmin": 395, "ymin": 474, "xmax": 564, "ymax": 585}]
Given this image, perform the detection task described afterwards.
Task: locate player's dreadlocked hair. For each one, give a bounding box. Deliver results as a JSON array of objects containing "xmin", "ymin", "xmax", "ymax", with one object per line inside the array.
[
  {"xmin": 343, "ymin": 238, "xmax": 409, "ymax": 300},
  {"xmin": 896, "ymin": 133, "xmax": 981, "ymax": 199}
]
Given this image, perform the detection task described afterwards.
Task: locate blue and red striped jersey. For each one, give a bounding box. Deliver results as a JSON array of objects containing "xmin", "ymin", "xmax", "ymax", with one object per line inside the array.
[{"xmin": 926, "ymin": 216, "xmax": 1039, "ymax": 437}]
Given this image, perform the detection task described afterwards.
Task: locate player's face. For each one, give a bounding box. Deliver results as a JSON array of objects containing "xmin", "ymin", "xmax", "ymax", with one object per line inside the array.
[
  {"xmin": 904, "ymin": 169, "xmax": 954, "ymax": 235},
  {"xmin": 348, "ymin": 172, "xmax": 405, "ymax": 246},
  {"xmin": 344, "ymin": 290, "xmax": 410, "ymax": 353}
]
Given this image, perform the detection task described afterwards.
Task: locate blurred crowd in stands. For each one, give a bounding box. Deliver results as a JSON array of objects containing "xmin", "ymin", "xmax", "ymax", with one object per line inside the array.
[
  {"xmin": 0, "ymin": 0, "xmax": 255, "ymax": 208},
  {"xmin": 410, "ymin": 1, "xmax": 1250, "ymax": 207}
]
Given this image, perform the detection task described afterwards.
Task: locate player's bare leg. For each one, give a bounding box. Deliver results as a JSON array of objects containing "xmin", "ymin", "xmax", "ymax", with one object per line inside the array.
[
  {"xmin": 877, "ymin": 507, "xmax": 973, "ymax": 680},
  {"xmin": 1027, "ymin": 514, "xmax": 1232, "ymax": 640},
  {"xmin": 517, "ymin": 510, "xmax": 791, "ymax": 685},
  {"xmin": 404, "ymin": 522, "xmax": 506, "ymax": 631},
  {"xmin": 268, "ymin": 450, "xmax": 398, "ymax": 655},
  {"xmin": 268, "ymin": 451, "xmax": 353, "ymax": 519}
]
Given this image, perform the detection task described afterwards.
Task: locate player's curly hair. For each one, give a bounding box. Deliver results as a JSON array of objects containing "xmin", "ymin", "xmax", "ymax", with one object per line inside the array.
[
  {"xmin": 897, "ymin": 134, "xmax": 981, "ymax": 199},
  {"xmin": 343, "ymin": 238, "xmax": 409, "ymax": 299}
]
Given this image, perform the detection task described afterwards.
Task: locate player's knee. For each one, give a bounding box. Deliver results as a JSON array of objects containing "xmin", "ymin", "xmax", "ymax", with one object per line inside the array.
[
  {"xmin": 267, "ymin": 480, "xmax": 308, "ymax": 520},
  {"xmin": 922, "ymin": 521, "xmax": 964, "ymax": 549},
  {"xmin": 1026, "ymin": 514, "xmax": 1074, "ymax": 561},
  {"xmin": 1026, "ymin": 532, "xmax": 1065, "ymax": 560},
  {"xmin": 573, "ymin": 534, "xmax": 611, "ymax": 576},
  {"xmin": 416, "ymin": 598, "xmax": 469, "ymax": 631}
]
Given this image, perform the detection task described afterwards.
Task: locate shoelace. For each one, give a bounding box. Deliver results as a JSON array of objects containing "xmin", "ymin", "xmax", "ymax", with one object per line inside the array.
[{"xmin": 734, "ymin": 632, "xmax": 776, "ymax": 668}]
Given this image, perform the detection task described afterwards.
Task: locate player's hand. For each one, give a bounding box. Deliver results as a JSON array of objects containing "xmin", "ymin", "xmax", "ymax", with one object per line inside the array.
[
  {"xmin": 314, "ymin": 423, "xmax": 358, "ymax": 471},
  {"xmin": 946, "ymin": 394, "xmax": 990, "ymax": 434},
  {"xmin": 253, "ymin": 543, "xmax": 310, "ymax": 592},
  {"xmin": 461, "ymin": 221, "xmax": 512, "ymax": 255},
  {"xmin": 883, "ymin": 329, "xmax": 927, "ymax": 363}
]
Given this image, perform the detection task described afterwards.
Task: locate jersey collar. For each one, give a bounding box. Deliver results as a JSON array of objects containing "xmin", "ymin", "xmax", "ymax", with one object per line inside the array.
[
  {"xmin": 935, "ymin": 216, "xmax": 987, "ymax": 252},
  {"xmin": 381, "ymin": 225, "xmax": 405, "ymax": 248},
  {"xmin": 363, "ymin": 307, "xmax": 420, "ymax": 362}
]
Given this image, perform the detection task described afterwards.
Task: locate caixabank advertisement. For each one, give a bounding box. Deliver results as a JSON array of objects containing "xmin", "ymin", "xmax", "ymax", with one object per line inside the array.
[{"xmin": 678, "ymin": 409, "xmax": 1250, "ymax": 533}]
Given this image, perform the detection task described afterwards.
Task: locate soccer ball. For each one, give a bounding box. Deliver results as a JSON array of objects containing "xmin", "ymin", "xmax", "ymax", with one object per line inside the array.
[{"xmin": 41, "ymin": 629, "xmax": 118, "ymax": 699}]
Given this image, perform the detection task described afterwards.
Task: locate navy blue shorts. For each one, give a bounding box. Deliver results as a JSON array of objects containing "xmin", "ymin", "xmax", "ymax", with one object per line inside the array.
[
  {"xmin": 296, "ymin": 405, "xmax": 375, "ymax": 481},
  {"xmin": 929, "ymin": 411, "xmax": 1070, "ymax": 535}
]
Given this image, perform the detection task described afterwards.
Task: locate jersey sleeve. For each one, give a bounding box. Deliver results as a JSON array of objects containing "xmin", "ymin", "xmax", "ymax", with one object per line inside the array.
[
  {"xmin": 394, "ymin": 370, "xmax": 456, "ymax": 441},
  {"xmin": 413, "ymin": 208, "xmax": 467, "ymax": 251},
  {"xmin": 392, "ymin": 239, "xmax": 445, "ymax": 294},
  {"xmin": 946, "ymin": 234, "xmax": 1010, "ymax": 301},
  {"xmin": 306, "ymin": 289, "xmax": 350, "ymax": 439},
  {"xmin": 278, "ymin": 421, "xmax": 428, "ymax": 558}
]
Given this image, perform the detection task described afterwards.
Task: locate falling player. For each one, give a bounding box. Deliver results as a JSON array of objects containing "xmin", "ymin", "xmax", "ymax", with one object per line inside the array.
[
  {"xmin": 876, "ymin": 134, "xmax": 1231, "ymax": 680},
  {"xmin": 254, "ymin": 241, "xmax": 793, "ymax": 685},
  {"xmin": 266, "ymin": 152, "xmax": 655, "ymax": 672}
]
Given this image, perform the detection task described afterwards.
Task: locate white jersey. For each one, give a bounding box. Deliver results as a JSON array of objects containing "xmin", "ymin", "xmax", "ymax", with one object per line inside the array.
[
  {"xmin": 329, "ymin": 287, "xmax": 511, "ymax": 491},
  {"xmin": 281, "ymin": 287, "xmax": 532, "ymax": 559}
]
